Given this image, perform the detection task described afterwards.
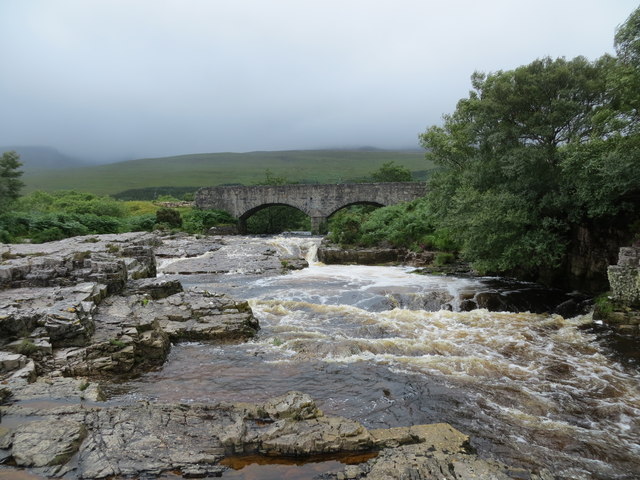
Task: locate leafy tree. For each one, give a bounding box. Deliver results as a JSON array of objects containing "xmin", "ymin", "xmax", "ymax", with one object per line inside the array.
[
  {"xmin": 327, "ymin": 200, "xmax": 441, "ymax": 251},
  {"xmin": 0, "ymin": 151, "xmax": 24, "ymax": 209},
  {"xmin": 615, "ymin": 6, "xmax": 640, "ymax": 68},
  {"xmin": 419, "ymin": 52, "xmax": 638, "ymax": 277},
  {"xmin": 370, "ymin": 161, "xmax": 413, "ymax": 182}
]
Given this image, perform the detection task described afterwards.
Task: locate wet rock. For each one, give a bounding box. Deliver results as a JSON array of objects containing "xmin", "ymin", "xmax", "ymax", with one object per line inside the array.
[
  {"xmin": 367, "ymin": 446, "xmax": 508, "ymax": 479},
  {"xmin": 124, "ymin": 277, "xmax": 183, "ymax": 299},
  {"xmin": 0, "ymin": 284, "xmax": 103, "ymax": 348},
  {"xmin": 369, "ymin": 423, "xmax": 469, "ymax": 452},
  {"xmin": 260, "ymin": 391, "xmax": 321, "ymax": 420},
  {"xmin": 207, "ymin": 225, "xmax": 238, "ymax": 235},
  {"xmin": 280, "ymin": 256, "xmax": 309, "ymax": 271},
  {"xmin": 385, "ymin": 291, "xmax": 455, "ymax": 311},
  {"xmin": 0, "ymin": 386, "xmax": 11, "ymax": 404},
  {"xmin": 471, "ymin": 279, "xmax": 587, "ymax": 315},
  {"xmin": 11, "ymin": 420, "xmax": 87, "ymax": 467},
  {"xmin": 318, "ymin": 246, "xmax": 399, "ymax": 265},
  {"xmin": 0, "ymin": 310, "xmax": 40, "ymax": 346},
  {"xmin": 459, "ymin": 299, "xmax": 477, "ymax": 311},
  {"xmin": 257, "ymin": 415, "xmax": 373, "ymax": 457},
  {"xmin": 7, "ymin": 377, "xmax": 103, "ymax": 404},
  {"xmin": 156, "ymin": 234, "xmax": 317, "ymax": 277},
  {"xmin": 155, "ymin": 233, "xmax": 225, "ymax": 258},
  {"xmin": 0, "ymin": 352, "xmax": 28, "ymax": 373},
  {"xmin": 0, "ymin": 232, "xmax": 160, "ymax": 291},
  {"xmin": 321, "ymin": 440, "xmax": 539, "ymax": 480},
  {"xmin": 123, "ymin": 290, "xmax": 257, "ymax": 343},
  {"xmin": 0, "ymin": 391, "xmax": 543, "ymax": 480},
  {"xmin": 55, "ymin": 288, "xmax": 256, "ymax": 377},
  {"xmin": 12, "ymin": 419, "xmax": 86, "ymax": 469}
]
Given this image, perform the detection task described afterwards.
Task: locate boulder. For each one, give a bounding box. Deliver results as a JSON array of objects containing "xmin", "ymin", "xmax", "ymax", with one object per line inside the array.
[{"xmin": 0, "ymin": 352, "xmax": 28, "ymax": 373}]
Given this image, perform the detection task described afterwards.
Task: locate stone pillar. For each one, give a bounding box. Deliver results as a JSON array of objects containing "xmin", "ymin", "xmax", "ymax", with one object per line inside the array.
[
  {"xmin": 310, "ymin": 217, "xmax": 326, "ymax": 235},
  {"xmin": 608, "ymin": 246, "xmax": 640, "ymax": 306},
  {"xmin": 237, "ymin": 218, "xmax": 248, "ymax": 234}
]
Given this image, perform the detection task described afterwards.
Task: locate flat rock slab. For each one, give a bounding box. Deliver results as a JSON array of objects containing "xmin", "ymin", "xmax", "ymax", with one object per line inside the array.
[
  {"xmin": 158, "ymin": 235, "xmax": 310, "ymax": 276},
  {"xmin": 12, "ymin": 419, "xmax": 86, "ymax": 469},
  {"xmin": 0, "ymin": 391, "xmax": 537, "ymax": 480}
]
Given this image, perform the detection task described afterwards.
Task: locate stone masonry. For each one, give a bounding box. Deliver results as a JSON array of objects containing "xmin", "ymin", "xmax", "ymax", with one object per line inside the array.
[{"xmin": 195, "ymin": 182, "xmax": 427, "ymax": 234}]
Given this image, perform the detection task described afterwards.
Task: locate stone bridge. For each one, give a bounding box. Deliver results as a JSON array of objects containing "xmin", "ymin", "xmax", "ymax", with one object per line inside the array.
[{"xmin": 195, "ymin": 182, "xmax": 427, "ymax": 233}]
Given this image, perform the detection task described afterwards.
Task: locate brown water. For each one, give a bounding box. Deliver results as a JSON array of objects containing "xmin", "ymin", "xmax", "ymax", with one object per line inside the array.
[{"xmin": 105, "ymin": 237, "xmax": 640, "ymax": 480}]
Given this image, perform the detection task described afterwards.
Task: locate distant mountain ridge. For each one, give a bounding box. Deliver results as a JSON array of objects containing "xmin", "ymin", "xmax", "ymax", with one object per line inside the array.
[
  {"xmin": 21, "ymin": 148, "xmax": 433, "ymax": 196},
  {"xmin": 0, "ymin": 146, "xmax": 90, "ymax": 172}
]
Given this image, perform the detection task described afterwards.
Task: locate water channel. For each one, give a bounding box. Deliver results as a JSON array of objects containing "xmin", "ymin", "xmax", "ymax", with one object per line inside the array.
[{"xmin": 108, "ymin": 236, "xmax": 640, "ymax": 480}]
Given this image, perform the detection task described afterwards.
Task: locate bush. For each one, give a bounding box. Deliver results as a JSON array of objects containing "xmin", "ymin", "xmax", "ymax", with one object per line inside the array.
[
  {"xmin": 70, "ymin": 214, "xmax": 121, "ymax": 234},
  {"xmin": 48, "ymin": 191, "xmax": 127, "ymax": 217},
  {"xmin": 327, "ymin": 199, "xmax": 443, "ymax": 252},
  {"xmin": 155, "ymin": 207, "xmax": 182, "ymax": 228},
  {"xmin": 182, "ymin": 209, "xmax": 235, "ymax": 234},
  {"xmin": 0, "ymin": 228, "xmax": 13, "ymax": 243},
  {"xmin": 126, "ymin": 214, "xmax": 157, "ymax": 232},
  {"xmin": 434, "ymin": 252, "xmax": 456, "ymax": 266},
  {"xmin": 31, "ymin": 227, "xmax": 66, "ymax": 243}
]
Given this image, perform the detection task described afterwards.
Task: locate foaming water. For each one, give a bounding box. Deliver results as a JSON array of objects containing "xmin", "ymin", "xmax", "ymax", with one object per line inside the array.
[{"xmin": 114, "ymin": 253, "xmax": 640, "ymax": 479}]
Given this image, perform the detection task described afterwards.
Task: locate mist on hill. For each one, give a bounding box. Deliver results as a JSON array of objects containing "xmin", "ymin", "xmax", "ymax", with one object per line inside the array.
[{"xmin": 0, "ymin": 1, "xmax": 635, "ymax": 161}]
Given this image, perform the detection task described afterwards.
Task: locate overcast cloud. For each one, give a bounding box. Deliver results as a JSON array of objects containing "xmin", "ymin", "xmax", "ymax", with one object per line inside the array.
[{"xmin": 0, "ymin": 0, "xmax": 637, "ymax": 161}]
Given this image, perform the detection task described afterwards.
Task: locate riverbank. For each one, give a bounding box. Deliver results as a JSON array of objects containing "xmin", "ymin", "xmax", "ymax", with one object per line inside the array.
[{"xmin": 0, "ymin": 232, "xmax": 555, "ymax": 479}]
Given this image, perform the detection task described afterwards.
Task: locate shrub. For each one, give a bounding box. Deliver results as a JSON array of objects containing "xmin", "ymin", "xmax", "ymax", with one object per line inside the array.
[
  {"xmin": 70, "ymin": 214, "xmax": 121, "ymax": 234},
  {"xmin": 0, "ymin": 228, "xmax": 13, "ymax": 243},
  {"xmin": 126, "ymin": 214, "xmax": 157, "ymax": 232},
  {"xmin": 434, "ymin": 252, "xmax": 456, "ymax": 266},
  {"xmin": 155, "ymin": 207, "xmax": 182, "ymax": 228},
  {"xmin": 182, "ymin": 209, "xmax": 235, "ymax": 234},
  {"xmin": 31, "ymin": 227, "xmax": 66, "ymax": 243},
  {"xmin": 16, "ymin": 339, "xmax": 38, "ymax": 355}
]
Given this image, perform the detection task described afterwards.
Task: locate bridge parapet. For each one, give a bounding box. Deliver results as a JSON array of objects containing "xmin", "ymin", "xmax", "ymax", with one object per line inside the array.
[{"xmin": 195, "ymin": 182, "xmax": 427, "ymax": 234}]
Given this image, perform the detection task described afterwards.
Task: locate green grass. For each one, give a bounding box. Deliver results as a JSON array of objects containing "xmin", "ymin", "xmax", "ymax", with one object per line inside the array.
[{"xmin": 22, "ymin": 149, "xmax": 434, "ymax": 196}]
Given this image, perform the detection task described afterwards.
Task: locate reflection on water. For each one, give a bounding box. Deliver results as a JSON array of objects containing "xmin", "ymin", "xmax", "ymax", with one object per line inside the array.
[{"xmin": 116, "ymin": 243, "xmax": 640, "ymax": 480}]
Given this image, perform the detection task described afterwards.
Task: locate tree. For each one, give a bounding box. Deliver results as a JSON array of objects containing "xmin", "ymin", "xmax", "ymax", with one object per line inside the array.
[
  {"xmin": 610, "ymin": 7, "xmax": 640, "ymax": 136},
  {"xmin": 418, "ymin": 56, "xmax": 617, "ymax": 276},
  {"xmin": 0, "ymin": 151, "xmax": 24, "ymax": 208},
  {"xmin": 370, "ymin": 161, "xmax": 413, "ymax": 182},
  {"xmin": 615, "ymin": 6, "xmax": 640, "ymax": 69}
]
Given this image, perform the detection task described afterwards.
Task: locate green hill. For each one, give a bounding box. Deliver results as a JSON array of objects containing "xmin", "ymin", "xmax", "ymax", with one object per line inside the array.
[
  {"xmin": 22, "ymin": 149, "xmax": 433, "ymax": 196},
  {"xmin": 2, "ymin": 146, "xmax": 90, "ymax": 172}
]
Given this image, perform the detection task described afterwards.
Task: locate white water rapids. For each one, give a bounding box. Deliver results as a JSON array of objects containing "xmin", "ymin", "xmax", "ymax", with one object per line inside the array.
[{"xmin": 118, "ymin": 236, "xmax": 640, "ymax": 480}]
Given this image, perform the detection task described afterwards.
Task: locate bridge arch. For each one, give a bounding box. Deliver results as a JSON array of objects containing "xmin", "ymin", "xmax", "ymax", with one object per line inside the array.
[
  {"xmin": 195, "ymin": 182, "xmax": 427, "ymax": 234},
  {"xmin": 326, "ymin": 201, "xmax": 385, "ymax": 220},
  {"xmin": 238, "ymin": 203, "xmax": 309, "ymax": 234}
]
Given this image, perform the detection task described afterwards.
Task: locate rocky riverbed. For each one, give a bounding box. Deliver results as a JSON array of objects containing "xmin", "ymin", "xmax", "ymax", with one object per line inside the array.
[{"xmin": 0, "ymin": 233, "xmax": 551, "ymax": 479}]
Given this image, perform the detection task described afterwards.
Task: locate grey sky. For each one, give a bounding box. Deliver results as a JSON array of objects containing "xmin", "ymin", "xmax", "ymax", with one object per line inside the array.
[{"xmin": 0, "ymin": 0, "xmax": 637, "ymax": 161}]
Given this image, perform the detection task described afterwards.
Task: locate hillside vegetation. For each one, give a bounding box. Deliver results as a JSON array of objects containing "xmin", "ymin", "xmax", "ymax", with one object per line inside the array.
[{"xmin": 22, "ymin": 149, "xmax": 431, "ymax": 196}]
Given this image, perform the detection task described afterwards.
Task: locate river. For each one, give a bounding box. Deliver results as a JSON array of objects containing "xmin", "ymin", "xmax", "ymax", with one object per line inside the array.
[{"xmin": 110, "ymin": 236, "xmax": 639, "ymax": 480}]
